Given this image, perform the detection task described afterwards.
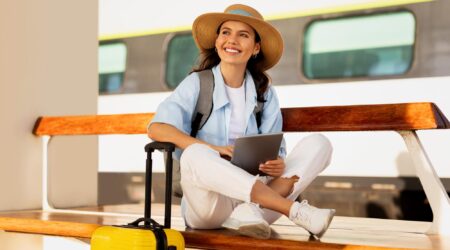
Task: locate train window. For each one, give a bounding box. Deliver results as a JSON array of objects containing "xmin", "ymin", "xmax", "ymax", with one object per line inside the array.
[
  {"xmin": 165, "ymin": 34, "xmax": 199, "ymax": 89},
  {"xmin": 99, "ymin": 43, "xmax": 127, "ymax": 93},
  {"xmin": 303, "ymin": 11, "xmax": 415, "ymax": 79}
]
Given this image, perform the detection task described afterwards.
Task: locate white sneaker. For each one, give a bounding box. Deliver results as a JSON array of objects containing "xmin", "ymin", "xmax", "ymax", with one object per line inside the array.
[
  {"xmin": 222, "ymin": 203, "xmax": 271, "ymax": 239},
  {"xmin": 289, "ymin": 200, "xmax": 335, "ymax": 238}
]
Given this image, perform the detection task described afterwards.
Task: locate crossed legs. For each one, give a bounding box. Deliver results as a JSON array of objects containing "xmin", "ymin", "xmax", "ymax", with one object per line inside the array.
[{"xmin": 180, "ymin": 134, "xmax": 333, "ymax": 229}]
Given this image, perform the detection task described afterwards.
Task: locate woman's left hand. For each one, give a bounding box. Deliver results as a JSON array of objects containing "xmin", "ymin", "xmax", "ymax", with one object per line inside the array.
[{"xmin": 259, "ymin": 157, "xmax": 285, "ymax": 177}]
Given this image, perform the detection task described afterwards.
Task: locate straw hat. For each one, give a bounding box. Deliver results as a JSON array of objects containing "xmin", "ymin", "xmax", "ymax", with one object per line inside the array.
[{"xmin": 192, "ymin": 4, "xmax": 284, "ymax": 70}]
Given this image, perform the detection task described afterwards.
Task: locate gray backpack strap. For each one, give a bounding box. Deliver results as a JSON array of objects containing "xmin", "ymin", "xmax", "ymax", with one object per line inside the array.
[
  {"xmin": 254, "ymin": 100, "xmax": 264, "ymax": 131},
  {"xmin": 172, "ymin": 70, "xmax": 214, "ymax": 197},
  {"xmin": 190, "ymin": 70, "xmax": 214, "ymax": 137}
]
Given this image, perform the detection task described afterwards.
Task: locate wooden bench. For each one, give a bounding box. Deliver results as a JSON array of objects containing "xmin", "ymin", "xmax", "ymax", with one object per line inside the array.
[
  {"xmin": 1, "ymin": 102, "xmax": 449, "ymax": 249},
  {"xmin": 31, "ymin": 102, "xmax": 450, "ymax": 235},
  {"xmin": 1, "ymin": 209, "xmax": 433, "ymax": 249}
]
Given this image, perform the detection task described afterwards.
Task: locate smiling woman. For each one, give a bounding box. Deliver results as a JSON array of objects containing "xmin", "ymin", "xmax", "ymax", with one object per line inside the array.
[
  {"xmin": 147, "ymin": 4, "xmax": 336, "ymax": 240},
  {"xmin": 97, "ymin": 0, "xmax": 450, "ymax": 226}
]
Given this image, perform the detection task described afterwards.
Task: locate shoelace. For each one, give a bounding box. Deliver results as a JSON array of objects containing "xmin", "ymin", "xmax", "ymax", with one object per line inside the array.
[{"xmin": 295, "ymin": 200, "xmax": 312, "ymax": 227}]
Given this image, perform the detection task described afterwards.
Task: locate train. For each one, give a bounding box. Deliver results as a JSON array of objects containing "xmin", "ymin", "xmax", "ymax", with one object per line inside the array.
[{"xmin": 96, "ymin": 0, "xmax": 450, "ymax": 221}]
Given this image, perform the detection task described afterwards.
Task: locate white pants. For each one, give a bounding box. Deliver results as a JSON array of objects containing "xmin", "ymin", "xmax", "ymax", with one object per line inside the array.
[{"xmin": 179, "ymin": 134, "xmax": 332, "ymax": 229}]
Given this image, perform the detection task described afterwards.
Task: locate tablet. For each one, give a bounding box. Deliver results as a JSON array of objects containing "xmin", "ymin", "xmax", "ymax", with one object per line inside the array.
[{"xmin": 231, "ymin": 133, "xmax": 283, "ymax": 176}]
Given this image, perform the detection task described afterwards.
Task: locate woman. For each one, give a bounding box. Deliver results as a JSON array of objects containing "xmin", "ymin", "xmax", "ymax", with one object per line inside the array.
[{"xmin": 148, "ymin": 4, "xmax": 335, "ymax": 239}]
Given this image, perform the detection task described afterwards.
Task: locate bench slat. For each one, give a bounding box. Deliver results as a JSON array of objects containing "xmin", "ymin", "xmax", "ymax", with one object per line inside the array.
[
  {"xmin": 33, "ymin": 102, "xmax": 450, "ymax": 136},
  {"xmin": 282, "ymin": 102, "xmax": 450, "ymax": 132},
  {"xmin": 33, "ymin": 113, "xmax": 154, "ymax": 136},
  {"xmin": 0, "ymin": 216, "xmax": 411, "ymax": 250}
]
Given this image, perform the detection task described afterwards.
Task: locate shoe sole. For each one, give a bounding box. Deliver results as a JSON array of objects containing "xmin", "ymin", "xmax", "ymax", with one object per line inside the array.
[
  {"xmin": 315, "ymin": 209, "xmax": 336, "ymax": 238},
  {"xmin": 222, "ymin": 218, "xmax": 271, "ymax": 239}
]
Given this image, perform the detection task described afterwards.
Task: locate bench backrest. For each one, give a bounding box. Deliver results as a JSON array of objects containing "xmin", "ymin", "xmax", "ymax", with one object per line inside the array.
[{"xmin": 33, "ymin": 102, "xmax": 450, "ymax": 136}]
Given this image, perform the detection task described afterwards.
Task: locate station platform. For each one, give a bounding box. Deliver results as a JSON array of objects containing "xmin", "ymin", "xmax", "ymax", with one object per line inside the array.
[
  {"xmin": 1, "ymin": 203, "xmax": 449, "ymax": 249},
  {"xmin": 0, "ymin": 231, "xmax": 90, "ymax": 250}
]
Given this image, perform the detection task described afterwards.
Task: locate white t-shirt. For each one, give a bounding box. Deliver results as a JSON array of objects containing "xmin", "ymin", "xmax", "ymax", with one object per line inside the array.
[{"xmin": 225, "ymin": 83, "xmax": 246, "ymax": 145}]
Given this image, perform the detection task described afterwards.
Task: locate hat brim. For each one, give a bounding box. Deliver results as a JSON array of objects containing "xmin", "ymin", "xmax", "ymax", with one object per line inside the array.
[{"xmin": 192, "ymin": 12, "xmax": 283, "ymax": 70}]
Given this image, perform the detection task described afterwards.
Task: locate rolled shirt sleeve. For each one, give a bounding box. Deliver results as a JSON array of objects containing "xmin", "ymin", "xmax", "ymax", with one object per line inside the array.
[{"xmin": 148, "ymin": 73, "xmax": 200, "ymax": 134}]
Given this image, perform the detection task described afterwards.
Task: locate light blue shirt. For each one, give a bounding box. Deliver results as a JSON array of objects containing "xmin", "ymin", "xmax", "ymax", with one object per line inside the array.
[{"xmin": 150, "ymin": 64, "xmax": 286, "ymax": 160}]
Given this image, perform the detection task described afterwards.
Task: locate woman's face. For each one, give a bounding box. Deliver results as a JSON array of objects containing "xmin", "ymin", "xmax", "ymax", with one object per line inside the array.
[{"xmin": 215, "ymin": 20, "xmax": 260, "ymax": 68}]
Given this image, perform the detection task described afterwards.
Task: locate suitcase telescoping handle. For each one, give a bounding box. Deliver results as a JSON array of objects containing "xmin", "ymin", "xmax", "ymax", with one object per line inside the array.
[{"xmin": 144, "ymin": 141, "xmax": 176, "ymax": 228}]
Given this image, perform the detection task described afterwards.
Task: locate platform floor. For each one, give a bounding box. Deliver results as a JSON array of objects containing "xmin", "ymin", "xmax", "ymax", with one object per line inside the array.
[
  {"xmin": 1, "ymin": 203, "xmax": 449, "ymax": 249},
  {"xmin": 0, "ymin": 230, "xmax": 202, "ymax": 250},
  {"xmin": 0, "ymin": 231, "xmax": 90, "ymax": 250}
]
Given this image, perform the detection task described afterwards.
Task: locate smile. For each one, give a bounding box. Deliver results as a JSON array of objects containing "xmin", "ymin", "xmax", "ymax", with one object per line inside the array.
[{"xmin": 224, "ymin": 47, "xmax": 241, "ymax": 54}]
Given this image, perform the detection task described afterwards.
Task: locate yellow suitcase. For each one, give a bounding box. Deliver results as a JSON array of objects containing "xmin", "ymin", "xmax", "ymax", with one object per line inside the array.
[
  {"xmin": 91, "ymin": 142, "xmax": 185, "ymax": 250},
  {"xmin": 91, "ymin": 219, "xmax": 184, "ymax": 250}
]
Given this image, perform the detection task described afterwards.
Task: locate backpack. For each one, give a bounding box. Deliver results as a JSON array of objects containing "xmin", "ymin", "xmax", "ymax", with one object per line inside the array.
[{"xmin": 171, "ymin": 69, "xmax": 264, "ymax": 197}]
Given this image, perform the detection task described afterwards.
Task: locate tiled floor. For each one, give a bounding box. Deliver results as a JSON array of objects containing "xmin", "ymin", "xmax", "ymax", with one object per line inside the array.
[
  {"xmin": 0, "ymin": 230, "xmax": 203, "ymax": 250},
  {"xmin": 0, "ymin": 231, "xmax": 90, "ymax": 250}
]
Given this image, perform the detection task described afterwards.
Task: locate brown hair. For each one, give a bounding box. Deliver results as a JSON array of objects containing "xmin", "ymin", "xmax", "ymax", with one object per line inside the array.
[{"xmin": 191, "ymin": 30, "xmax": 269, "ymax": 103}]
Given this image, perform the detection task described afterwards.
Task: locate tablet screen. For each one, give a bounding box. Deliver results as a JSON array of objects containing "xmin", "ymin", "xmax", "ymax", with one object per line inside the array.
[{"xmin": 231, "ymin": 133, "xmax": 283, "ymax": 175}]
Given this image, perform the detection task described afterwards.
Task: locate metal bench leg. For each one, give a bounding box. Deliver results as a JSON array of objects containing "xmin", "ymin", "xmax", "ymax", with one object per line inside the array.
[
  {"xmin": 398, "ymin": 130, "xmax": 450, "ymax": 234},
  {"xmin": 41, "ymin": 136, "xmax": 143, "ymax": 217},
  {"xmin": 42, "ymin": 136, "xmax": 53, "ymax": 211},
  {"xmin": 41, "ymin": 136, "xmax": 139, "ymax": 217}
]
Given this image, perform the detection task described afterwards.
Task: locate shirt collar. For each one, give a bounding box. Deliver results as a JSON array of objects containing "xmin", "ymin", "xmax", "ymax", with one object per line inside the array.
[{"xmin": 211, "ymin": 64, "xmax": 257, "ymax": 111}]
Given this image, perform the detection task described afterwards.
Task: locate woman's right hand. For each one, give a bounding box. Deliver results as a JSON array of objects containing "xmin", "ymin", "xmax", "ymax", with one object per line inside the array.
[{"xmin": 210, "ymin": 145, "xmax": 234, "ymax": 159}]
